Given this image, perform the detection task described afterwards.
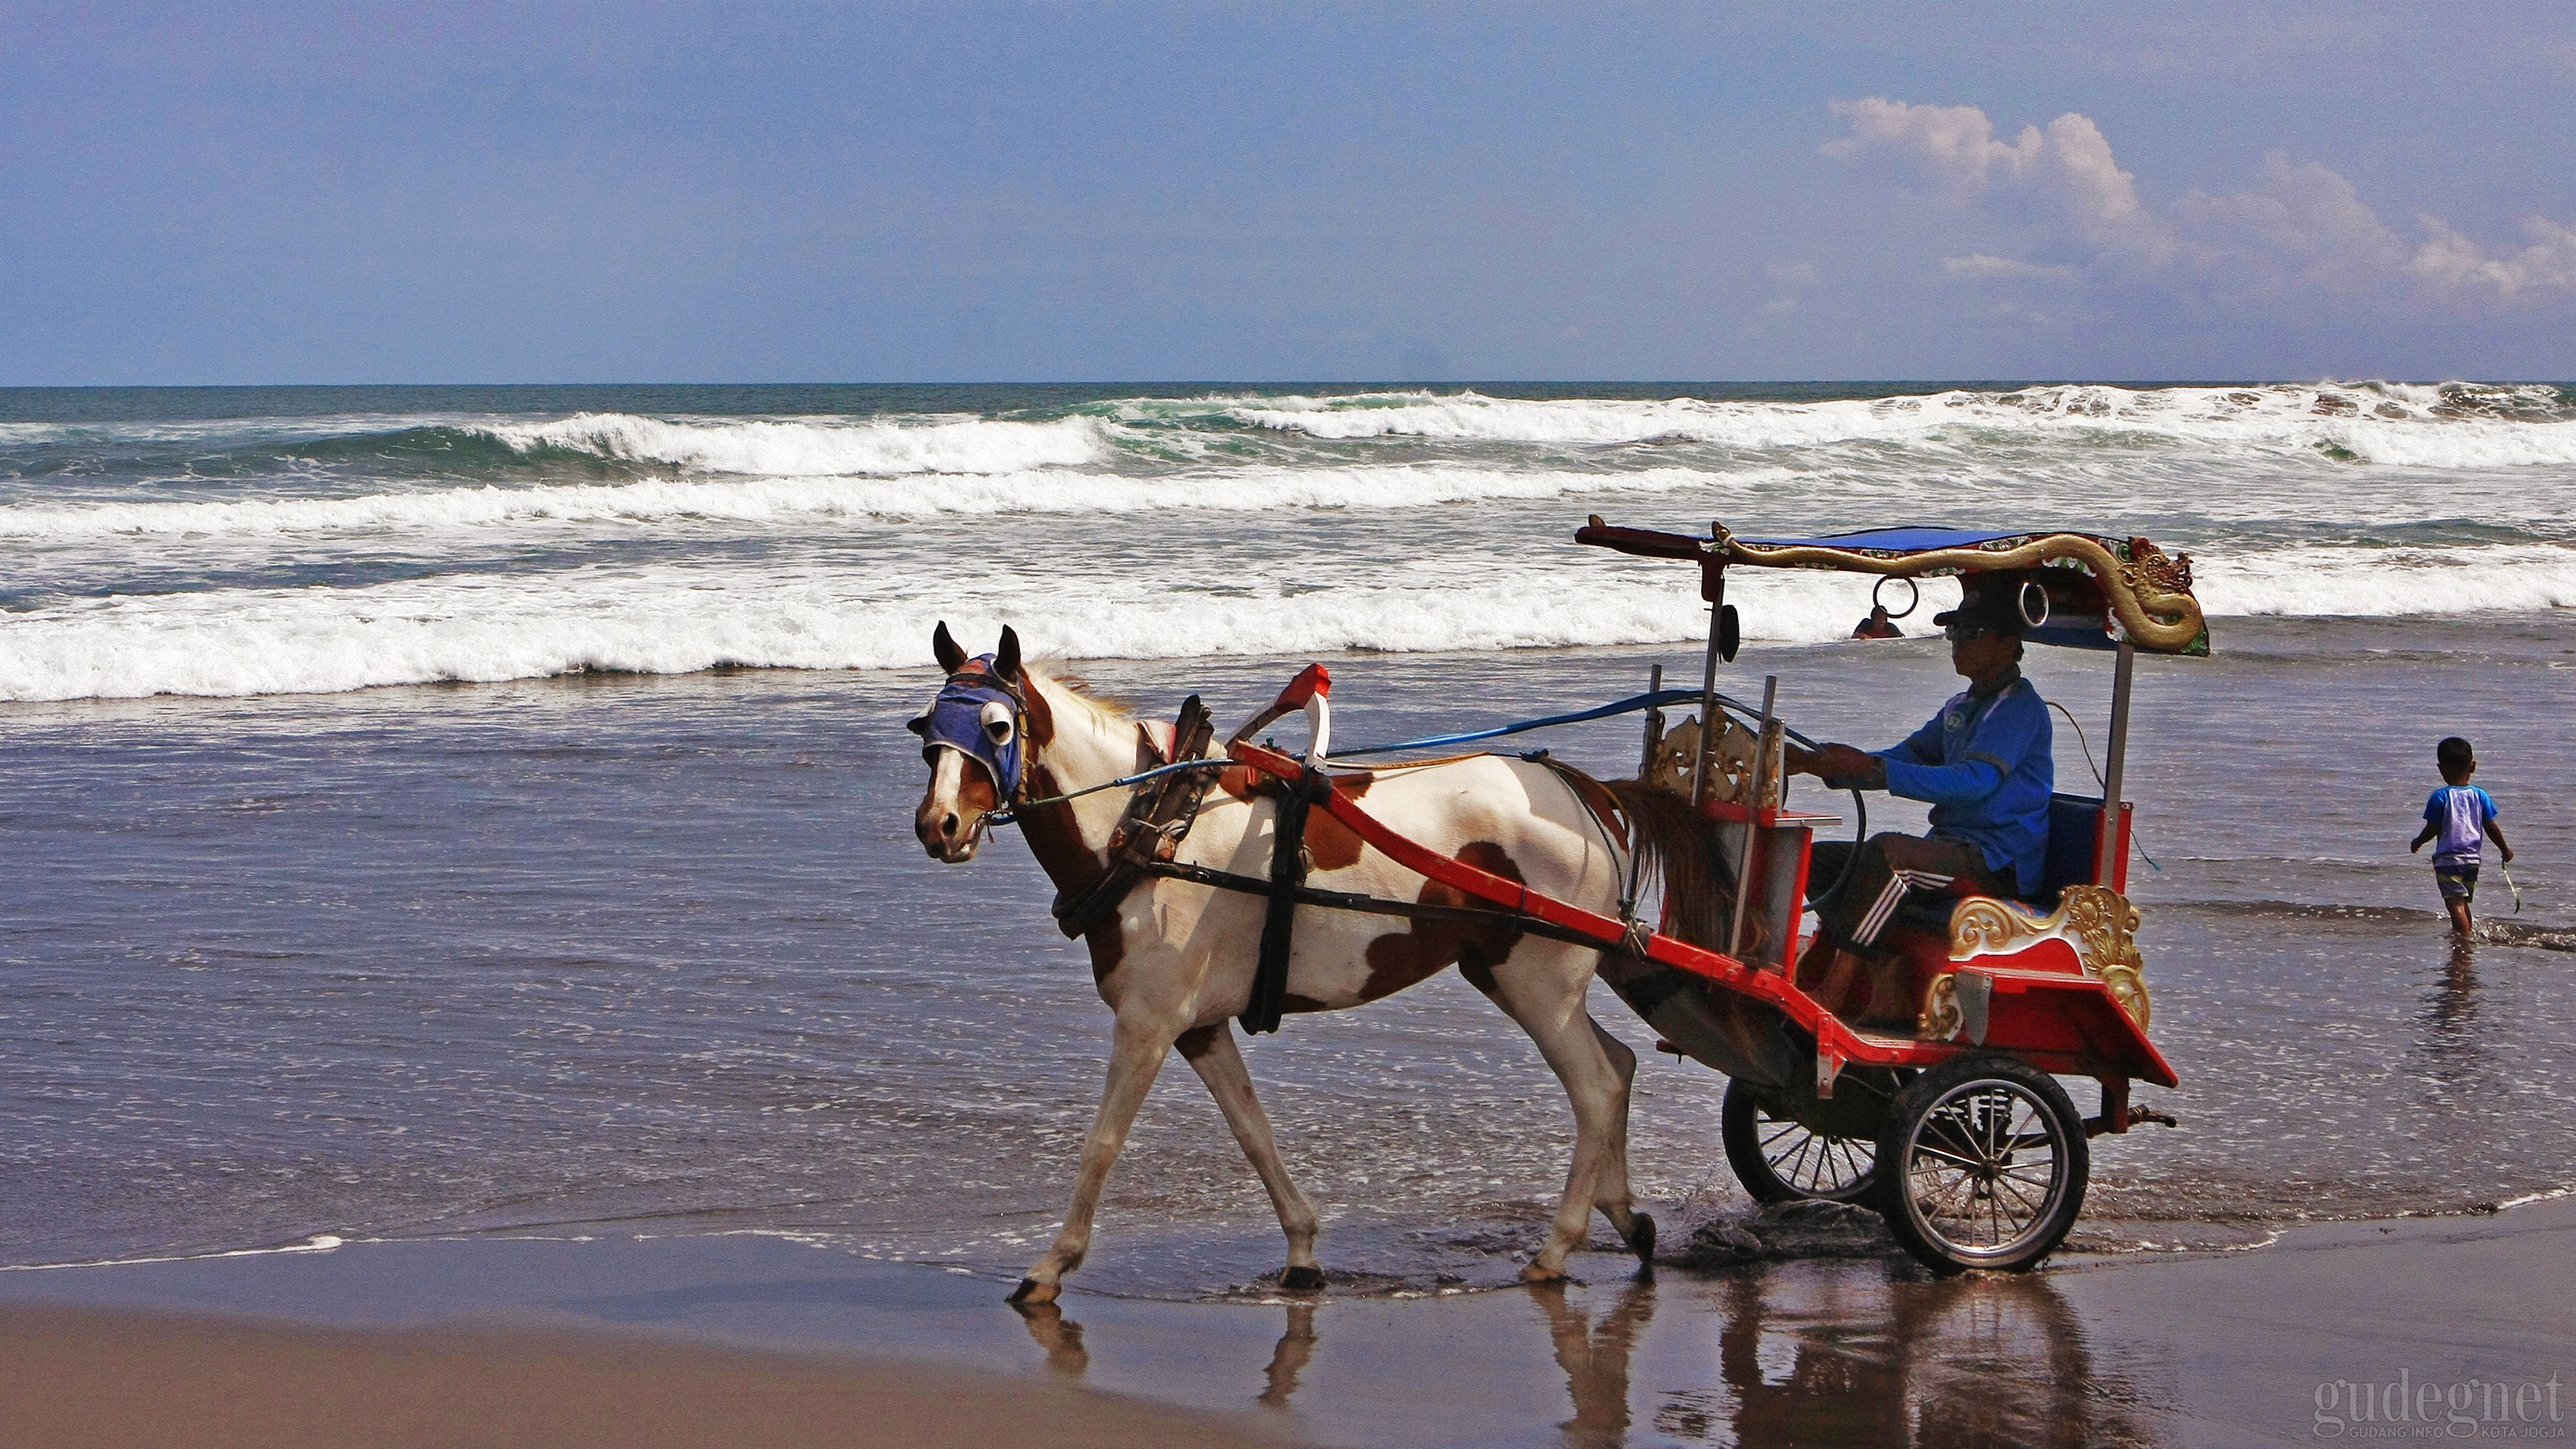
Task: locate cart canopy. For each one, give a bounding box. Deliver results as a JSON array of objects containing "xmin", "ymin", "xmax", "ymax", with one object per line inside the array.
[{"xmin": 1576, "ymin": 517, "xmax": 2209, "ymax": 656}]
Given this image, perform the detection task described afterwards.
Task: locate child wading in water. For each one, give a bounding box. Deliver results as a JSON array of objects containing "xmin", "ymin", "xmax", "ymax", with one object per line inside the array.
[{"xmin": 2410, "ymin": 737, "xmax": 2513, "ymax": 936}]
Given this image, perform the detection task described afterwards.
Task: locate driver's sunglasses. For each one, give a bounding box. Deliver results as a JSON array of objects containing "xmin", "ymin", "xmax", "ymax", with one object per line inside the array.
[{"xmin": 1943, "ymin": 622, "xmax": 1993, "ymax": 643}]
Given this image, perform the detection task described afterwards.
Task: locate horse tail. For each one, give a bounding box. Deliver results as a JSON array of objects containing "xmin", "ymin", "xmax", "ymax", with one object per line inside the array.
[{"xmin": 1601, "ymin": 780, "xmax": 1733, "ymax": 951}]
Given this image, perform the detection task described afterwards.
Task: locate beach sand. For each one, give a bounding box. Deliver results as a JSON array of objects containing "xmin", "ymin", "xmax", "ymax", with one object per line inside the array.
[
  {"xmin": 5, "ymin": 1196, "xmax": 2568, "ymax": 1448},
  {"xmin": 0, "ymin": 1303, "xmax": 1293, "ymax": 1449}
]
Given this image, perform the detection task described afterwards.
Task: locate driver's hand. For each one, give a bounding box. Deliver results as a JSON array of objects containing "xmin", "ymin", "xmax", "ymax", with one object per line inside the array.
[{"xmin": 1788, "ymin": 743, "xmax": 1877, "ymax": 780}]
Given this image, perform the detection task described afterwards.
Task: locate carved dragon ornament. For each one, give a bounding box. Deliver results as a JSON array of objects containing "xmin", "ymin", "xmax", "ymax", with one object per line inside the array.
[{"xmin": 1714, "ymin": 527, "xmax": 2205, "ymax": 654}]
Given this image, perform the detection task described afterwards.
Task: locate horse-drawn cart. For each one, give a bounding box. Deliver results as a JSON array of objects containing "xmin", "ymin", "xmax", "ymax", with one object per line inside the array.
[
  {"xmin": 1565, "ymin": 518, "xmax": 2200, "ymax": 1270},
  {"xmin": 913, "ymin": 515, "xmax": 2205, "ymax": 1291}
]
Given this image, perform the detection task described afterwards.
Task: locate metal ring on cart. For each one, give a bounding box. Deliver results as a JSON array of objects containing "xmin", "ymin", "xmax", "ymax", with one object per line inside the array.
[
  {"xmin": 1872, "ymin": 575, "xmax": 1920, "ymax": 620},
  {"xmin": 2017, "ymin": 579, "xmax": 2051, "ymax": 628}
]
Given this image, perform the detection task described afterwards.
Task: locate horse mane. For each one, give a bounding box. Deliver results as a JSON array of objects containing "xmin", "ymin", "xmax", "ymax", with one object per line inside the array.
[
  {"xmin": 1023, "ymin": 665, "xmax": 1137, "ymax": 730},
  {"xmin": 1602, "ymin": 780, "xmax": 1734, "ymax": 950}
]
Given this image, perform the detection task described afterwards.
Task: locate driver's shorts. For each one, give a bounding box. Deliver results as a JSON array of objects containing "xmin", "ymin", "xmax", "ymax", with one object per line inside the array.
[{"xmin": 2434, "ymin": 864, "xmax": 2479, "ymax": 901}]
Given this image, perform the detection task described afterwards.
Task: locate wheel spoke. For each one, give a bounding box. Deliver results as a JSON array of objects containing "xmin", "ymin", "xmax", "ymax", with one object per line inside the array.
[
  {"xmin": 1989, "ymin": 1173, "xmax": 2044, "ymax": 1216},
  {"xmin": 1909, "ymin": 1141, "xmax": 1987, "ymax": 1173}
]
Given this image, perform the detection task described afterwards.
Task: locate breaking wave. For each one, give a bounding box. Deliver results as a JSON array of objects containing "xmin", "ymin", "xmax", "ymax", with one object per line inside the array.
[
  {"xmin": 5, "ymin": 380, "xmax": 2574, "ymax": 702},
  {"xmin": 479, "ymin": 411, "xmax": 1107, "ymax": 476},
  {"xmin": 6, "ymin": 540, "xmax": 2574, "ymax": 702},
  {"xmin": 1235, "ymin": 383, "xmax": 2576, "ymax": 468},
  {"xmin": 0, "ymin": 464, "xmax": 1744, "ymax": 543}
]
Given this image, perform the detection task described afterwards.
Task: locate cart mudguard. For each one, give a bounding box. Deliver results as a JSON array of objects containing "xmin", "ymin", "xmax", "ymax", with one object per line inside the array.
[{"xmin": 1940, "ymin": 965, "xmax": 2179, "ymax": 1088}]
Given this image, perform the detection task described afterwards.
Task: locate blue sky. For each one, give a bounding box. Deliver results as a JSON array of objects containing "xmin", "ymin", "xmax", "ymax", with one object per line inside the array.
[{"xmin": 6, "ymin": 2, "xmax": 2573, "ymax": 384}]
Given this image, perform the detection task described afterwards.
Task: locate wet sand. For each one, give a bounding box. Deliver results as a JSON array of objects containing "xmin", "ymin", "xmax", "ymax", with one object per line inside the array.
[
  {"xmin": 0, "ymin": 1303, "xmax": 1293, "ymax": 1449},
  {"xmin": 4, "ymin": 1195, "xmax": 2569, "ymax": 1448}
]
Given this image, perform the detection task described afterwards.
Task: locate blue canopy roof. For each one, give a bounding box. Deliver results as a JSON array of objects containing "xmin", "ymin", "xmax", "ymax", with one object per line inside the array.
[{"xmin": 1737, "ymin": 528, "xmax": 2045, "ymax": 553}]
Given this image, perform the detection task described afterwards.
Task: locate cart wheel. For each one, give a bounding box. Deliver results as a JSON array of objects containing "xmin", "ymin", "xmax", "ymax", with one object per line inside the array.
[
  {"xmin": 1875, "ymin": 1054, "xmax": 2088, "ymax": 1274},
  {"xmin": 1721, "ymin": 1079, "xmax": 1878, "ymax": 1204}
]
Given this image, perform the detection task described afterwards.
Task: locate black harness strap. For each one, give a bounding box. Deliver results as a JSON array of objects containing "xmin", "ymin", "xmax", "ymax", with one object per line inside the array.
[
  {"xmin": 1142, "ymin": 858, "xmax": 1606, "ymax": 951},
  {"xmin": 1242, "ymin": 767, "xmax": 1326, "ymax": 1035},
  {"xmin": 1051, "ymin": 694, "xmax": 1218, "ymax": 938}
]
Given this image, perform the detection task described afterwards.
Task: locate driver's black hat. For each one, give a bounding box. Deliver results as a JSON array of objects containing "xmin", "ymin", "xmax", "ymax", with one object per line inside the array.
[{"xmin": 1931, "ymin": 584, "xmax": 2029, "ymax": 636}]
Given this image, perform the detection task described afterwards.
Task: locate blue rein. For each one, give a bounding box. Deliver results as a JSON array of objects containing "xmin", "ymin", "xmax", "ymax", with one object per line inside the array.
[
  {"xmin": 978, "ymin": 686, "xmax": 1818, "ymax": 828},
  {"xmin": 1331, "ymin": 687, "xmax": 1822, "ymax": 757}
]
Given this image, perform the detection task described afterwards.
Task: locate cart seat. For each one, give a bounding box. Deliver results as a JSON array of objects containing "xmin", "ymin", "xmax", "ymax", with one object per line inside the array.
[
  {"xmin": 1878, "ymin": 793, "xmax": 2130, "ymax": 936},
  {"xmin": 2037, "ymin": 791, "xmax": 2131, "ymax": 901}
]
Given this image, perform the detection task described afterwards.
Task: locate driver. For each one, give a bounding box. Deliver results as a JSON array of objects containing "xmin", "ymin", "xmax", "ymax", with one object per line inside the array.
[{"xmin": 1784, "ymin": 585, "xmax": 2055, "ymax": 958}]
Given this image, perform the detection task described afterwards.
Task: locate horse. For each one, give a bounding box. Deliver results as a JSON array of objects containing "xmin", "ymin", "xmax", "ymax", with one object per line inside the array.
[{"xmin": 908, "ymin": 623, "xmax": 1714, "ymax": 1305}]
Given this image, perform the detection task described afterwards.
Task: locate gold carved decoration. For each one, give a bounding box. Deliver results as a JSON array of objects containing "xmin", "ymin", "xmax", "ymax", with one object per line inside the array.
[
  {"xmin": 1720, "ymin": 531, "xmax": 2206, "ymax": 655},
  {"xmin": 1917, "ymin": 973, "xmax": 1961, "ymax": 1040},
  {"xmin": 1644, "ymin": 713, "xmax": 1772, "ymax": 808},
  {"xmin": 1929, "ymin": 883, "xmax": 2152, "ymax": 1033}
]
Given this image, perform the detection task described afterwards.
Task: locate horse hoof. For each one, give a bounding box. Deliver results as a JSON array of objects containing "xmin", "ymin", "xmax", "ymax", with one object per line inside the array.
[
  {"xmin": 1630, "ymin": 1211, "xmax": 1657, "ymax": 1264},
  {"xmin": 1009, "ymin": 1277, "xmax": 1060, "ymax": 1307},
  {"xmin": 1521, "ymin": 1262, "xmax": 1568, "ymax": 1285},
  {"xmin": 1280, "ymin": 1264, "xmax": 1324, "ymax": 1292}
]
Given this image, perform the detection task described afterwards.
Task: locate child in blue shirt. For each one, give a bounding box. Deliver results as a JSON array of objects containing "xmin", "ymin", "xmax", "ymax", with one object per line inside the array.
[{"xmin": 2409, "ymin": 737, "xmax": 2513, "ymax": 936}]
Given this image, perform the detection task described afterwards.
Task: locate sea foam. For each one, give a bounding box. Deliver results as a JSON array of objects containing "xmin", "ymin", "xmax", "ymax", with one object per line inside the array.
[
  {"xmin": 482, "ymin": 411, "xmax": 1107, "ymax": 476},
  {"xmin": 0, "ymin": 464, "xmax": 1755, "ymax": 543},
  {"xmin": 1234, "ymin": 385, "xmax": 2576, "ymax": 468},
  {"xmin": 5, "ymin": 543, "xmax": 2571, "ymax": 702}
]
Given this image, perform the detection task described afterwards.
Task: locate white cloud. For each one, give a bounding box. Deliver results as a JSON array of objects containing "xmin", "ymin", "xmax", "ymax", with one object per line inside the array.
[
  {"xmin": 1941, "ymin": 254, "xmax": 2077, "ymax": 284},
  {"xmin": 1822, "ymin": 98, "xmax": 2039, "ymax": 196},
  {"xmin": 2409, "ymin": 215, "xmax": 2576, "ymax": 298},
  {"xmin": 1826, "ymin": 98, "xmax": 2171, "ymax": 263},
  {"xmin": 1765, "ymin": 261, "xmax": 1818, "ymax": 286},
  {"xmin": 1830, "ymin": 99, "xmax": 2574, "ymax": 309},
  {"xmin": 2172, "ymin": 152, "xmax": 2406, "ymax": 296}
]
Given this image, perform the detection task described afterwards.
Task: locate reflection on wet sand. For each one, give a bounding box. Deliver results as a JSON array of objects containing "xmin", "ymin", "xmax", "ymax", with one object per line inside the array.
[
  {"xmin": 1012, "ymin": 1261, "xmax": 2166, "ymax": 1447},
  {"xmin": 1261, "ymin": 1302, "xmax": 1317, "ymax": 1409},
  {"xmin": 1014, "ymin": 1300, "xmax": 1088, "ymax": 1379},
  {"xmin": 2415, "ymin": 939, "xmax": 2494, "ymax": 1092},
  {"xmin": 1674, "ymin": 1270, "xmax": 2159, "ymax": 1448},
  {"xmin": 1532, "ymin": 1278, "xmax": 1656, "ymax": 1446}
]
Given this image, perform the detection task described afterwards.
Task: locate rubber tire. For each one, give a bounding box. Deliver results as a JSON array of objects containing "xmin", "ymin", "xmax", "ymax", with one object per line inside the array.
[
  {"xmin": 1721, "ymin": 1077, "xmax": 1879, "ymax": 1205},
  {"xmin": 1874, "ymin": 1053, "xmax": 2088, "ymax": 1274}
]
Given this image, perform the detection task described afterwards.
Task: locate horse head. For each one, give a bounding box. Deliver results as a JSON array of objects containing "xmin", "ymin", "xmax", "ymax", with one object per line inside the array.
[{"xmin": 910, "ymin": 621, "xmax": 1027, "ymax": 862}]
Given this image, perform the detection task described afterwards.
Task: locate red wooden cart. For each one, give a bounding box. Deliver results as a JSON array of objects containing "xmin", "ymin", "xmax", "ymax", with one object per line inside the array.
[{"xmin": 1226, "ymin": 518, "xmax": 2205, "ymax": 1272}]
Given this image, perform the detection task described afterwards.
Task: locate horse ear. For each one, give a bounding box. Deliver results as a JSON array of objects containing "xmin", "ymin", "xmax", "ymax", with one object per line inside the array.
[
  {"xmin": 995, "ymin": 625, "xmax": 1022, "ymax": 682},
  {"xmin": 933, "ymin": 621, "xmax": 966, "ymax": 674}
]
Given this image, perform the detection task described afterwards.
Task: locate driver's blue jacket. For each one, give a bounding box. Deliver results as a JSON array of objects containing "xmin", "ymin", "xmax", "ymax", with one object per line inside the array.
[{"xmin": 1872, "ymin": 673, "xmax": 2055, "ymax": 895}]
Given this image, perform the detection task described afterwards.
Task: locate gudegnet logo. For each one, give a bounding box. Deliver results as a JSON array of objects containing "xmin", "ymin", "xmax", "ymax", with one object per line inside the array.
[{"xmin": 2312, "ymin": 1372, "xmax": 2564, "ymax": 1439}]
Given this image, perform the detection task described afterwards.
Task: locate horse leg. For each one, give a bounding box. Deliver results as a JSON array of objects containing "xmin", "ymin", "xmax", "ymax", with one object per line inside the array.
[
  {"xmin": 1177, "ymin": 1022, "xmax": 1324, "ymax": 1289},
  {"xmin": 1483, "ymin": 950, "xmax": 1649, "ymax": 1279},
  {"xmin": 1588, "ymin": 1016, "xmax": 1653, "ymax": 1263},
  {"xmin": 1012, "ymin": 1011, "xmax": 1176, "ymax": 1306}
]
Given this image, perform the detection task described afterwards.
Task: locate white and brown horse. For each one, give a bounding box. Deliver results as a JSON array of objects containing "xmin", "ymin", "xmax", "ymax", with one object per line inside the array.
[{"xmin": 910, "ymin": 624, "xmax": 1697, "ymax": 1304}]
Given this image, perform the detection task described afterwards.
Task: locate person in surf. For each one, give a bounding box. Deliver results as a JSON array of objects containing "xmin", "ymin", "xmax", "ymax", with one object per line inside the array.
[
  {"xmin": 2411, "ymin": 736, "xmax": 2512, "ymax": 937},
  {"xmin": 1850, "ymin": 603, "xmax": 1903, "ymax": 640}
]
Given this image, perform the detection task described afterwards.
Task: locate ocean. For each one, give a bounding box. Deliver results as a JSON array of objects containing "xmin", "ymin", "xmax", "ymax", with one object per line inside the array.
[{"xmin": 3, "ymin": 381, "xmax": 2572, "ymax": 1294}]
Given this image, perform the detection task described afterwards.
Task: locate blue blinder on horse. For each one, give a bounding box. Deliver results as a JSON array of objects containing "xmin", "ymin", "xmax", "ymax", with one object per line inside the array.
[{"xmin": 910, "ymin": 655, "xmax": 1027, "ymax": 799}]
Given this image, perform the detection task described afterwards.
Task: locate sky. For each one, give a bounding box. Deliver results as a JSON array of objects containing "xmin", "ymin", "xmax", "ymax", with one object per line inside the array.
[{"xmin": 5, "ymin": 2, "xmax": 2574, "ymax": 385}]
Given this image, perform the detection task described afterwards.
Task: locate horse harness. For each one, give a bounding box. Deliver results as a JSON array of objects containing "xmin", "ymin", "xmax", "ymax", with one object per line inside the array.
[{"xmin": 1044, "ymin": 695, "xmax": 1612, "ymax": 1035}]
